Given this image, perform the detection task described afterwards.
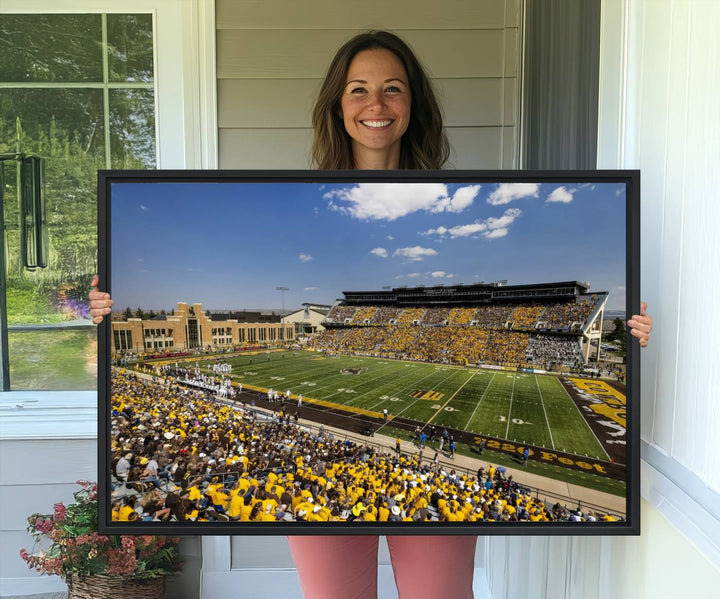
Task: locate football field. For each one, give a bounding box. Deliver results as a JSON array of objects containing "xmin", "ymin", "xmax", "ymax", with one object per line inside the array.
[{"xmin": 197, "ymin": 350, "xmax": 610, "ymax": 461}]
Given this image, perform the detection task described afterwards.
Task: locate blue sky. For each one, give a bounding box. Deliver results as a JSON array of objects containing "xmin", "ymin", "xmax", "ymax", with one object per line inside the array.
[{"xmin": 111, "ymin": 180, "xmax": 627, "ymax": 312}]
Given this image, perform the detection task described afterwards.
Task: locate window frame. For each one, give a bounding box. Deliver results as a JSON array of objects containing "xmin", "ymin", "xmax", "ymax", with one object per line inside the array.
[{"xmin": 0, "ymin": 0, "xmax": 217, "ymax": 424}]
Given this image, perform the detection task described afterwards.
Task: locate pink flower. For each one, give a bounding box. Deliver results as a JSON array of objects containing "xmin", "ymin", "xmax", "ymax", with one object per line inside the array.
[
  {"xmin": 34, "ymin": 518, "xmax": 54, "ymax": 535},
  {"xmin": 19, "ymin": 548, "xmax": 29, "ymax": 562},
  {"xmin": 107, "ymin": 548, "xmax": 137, "ymax": 576},
  {"xmin": 53, "ymin": 503, "xmax": 66, "ymax": 522},
  {"xmin": 121, "ymin": 536, "xmax": 135, "ymax": 550}
]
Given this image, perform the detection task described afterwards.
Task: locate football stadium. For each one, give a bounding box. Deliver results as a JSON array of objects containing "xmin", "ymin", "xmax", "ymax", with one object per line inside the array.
[{"xmin": 109, "ymin": 279, "xmax": 628, "ymax": 526}]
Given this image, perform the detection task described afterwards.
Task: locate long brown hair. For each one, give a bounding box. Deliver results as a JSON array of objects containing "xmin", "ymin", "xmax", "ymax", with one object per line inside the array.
[{"xmin": 311, "ymin": 31, "xmax": 449, "ymax": 170}]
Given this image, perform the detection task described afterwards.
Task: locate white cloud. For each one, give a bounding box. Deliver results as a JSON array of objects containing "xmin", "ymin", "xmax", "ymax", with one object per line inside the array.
[
  {"xmin": 304, "ymin": 286, "xmax": 319, "ymax": 291},
  {"xmin": 431, "ymin": 271, "xmax": 454, "ymax": 279},
  {"xmin": 140, "ymin": 204, "xmax": 149, "ymax": 212},
  {"xmin": 429, "ymin": 185, "xmax": 482, "ymax": 214},
  {"xmin": 324, "ymin": 183, "xmax": 480, "ymax": 221},
  {"xmin": 386, "ymin": 235, "xmax": 394, "ymax": 240},
  {"xmin": 487, "ymin": 183, "xmax": 540, "ymax": 205},
  {"xmin": 370, "ymin": 247, "xmax": 389, "ymax": 258},
  {"xmin": 298, "ymin": 253, "xmax": 313, "ymax": 263},
  {"xmin": 423, "ymin": 208, "xmax": 522, "ymax": 240},
  {"xmin": 546, "ymin": 186, "xmax": 574, "ymax": 204},
  {"xmin": 393, "ymin": 246, "xmax": 438, "ymax": 262},
  {"xmin": 395, "ymin": 272, "xmax": 423, "ymax": 280}
]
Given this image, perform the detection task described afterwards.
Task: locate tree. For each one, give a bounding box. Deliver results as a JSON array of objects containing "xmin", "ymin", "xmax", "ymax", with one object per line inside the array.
[
  {"xmin": 122, "ymin": 307, "xmax": 133, "ymax": 321},
  {"xmin": 1, "ymin": 13, "xmax": 155, "ymax": 324}
]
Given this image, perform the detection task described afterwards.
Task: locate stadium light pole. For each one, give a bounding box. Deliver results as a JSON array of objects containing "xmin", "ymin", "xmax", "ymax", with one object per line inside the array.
[{"xmin": 276, "ymin": 286, "xmax": 289, "ymax": 340}]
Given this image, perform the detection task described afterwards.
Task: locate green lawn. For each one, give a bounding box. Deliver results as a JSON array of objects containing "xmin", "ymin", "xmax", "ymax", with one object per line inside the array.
[{"xmin": 9, "ymin": 329, "xmax": 97, "ymax": 390}]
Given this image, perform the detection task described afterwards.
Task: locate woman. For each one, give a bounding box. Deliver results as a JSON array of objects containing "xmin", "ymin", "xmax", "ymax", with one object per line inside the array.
[{"xmin": 90, "ymin": 30, "xmax": 652, "ymax": 599}]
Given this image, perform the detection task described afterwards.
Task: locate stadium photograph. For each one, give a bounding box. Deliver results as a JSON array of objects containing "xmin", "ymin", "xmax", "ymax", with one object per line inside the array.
[{"xmin": 101, "ymin": 174, "xmax": 634, "ymax": 532}]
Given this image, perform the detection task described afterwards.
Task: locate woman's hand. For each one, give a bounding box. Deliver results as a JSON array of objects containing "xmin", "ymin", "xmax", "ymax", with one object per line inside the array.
[
  {"xmin": 89, "ymin": 274, "xmax": 113, "ymax": 324},
  {"xmin": 628, "ymin": 301, "xmax": 653, "ymax": 348}
]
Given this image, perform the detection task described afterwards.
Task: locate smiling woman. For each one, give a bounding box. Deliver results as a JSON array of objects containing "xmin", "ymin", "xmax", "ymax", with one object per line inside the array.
[
  {"xmin": 340, "ymin": 48, "xmax": 412, "ymax": 169},
  {"xmin": 311, "ymin": 31, "xmax": 448, "ymax": 170}
]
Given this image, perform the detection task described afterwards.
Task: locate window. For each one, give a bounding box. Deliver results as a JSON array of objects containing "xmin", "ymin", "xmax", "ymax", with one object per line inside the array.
[
  {"xmin": 1, "ymin": 13, "xmax": 155, "ymax": 390},
  {"xmin": 113, "ymin": 329, "xmax": 132, "ymax": 350}
]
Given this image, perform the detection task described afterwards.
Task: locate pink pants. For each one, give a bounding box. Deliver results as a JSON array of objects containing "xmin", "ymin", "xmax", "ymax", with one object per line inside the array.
[{"xmin": 287, "ymin": 535, "xmax": 476, "ymax": 599}]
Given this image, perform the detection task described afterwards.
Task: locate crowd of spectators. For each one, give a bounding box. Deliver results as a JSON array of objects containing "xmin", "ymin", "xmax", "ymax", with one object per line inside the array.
[
  {"xmin": 528, "ymin": 336, "xmax": 585, "ymax": 368},
  {"xmin": 396, "ymin": 308, "xmax": 425, "ymax": 324},
  {"xmin": 350, "ymin": 306, "xmax": 377, "ymax": 324},
  {"xmin": 110, "ymin": 372, "xmax": 618, "ymax": 524},
  {"xmin": 539, "ymin": 302, "xmax": 595, "ymax": 330},
  {"xmin": 369, "ymin": 306, "xmax": 402, "ymax": 325},
  {"xmin": 421, "ymin": 307, "xmax": 450, "ymax": 326},
  {"xmin": 326, "ymin": 305, "xmax": 358, "ymax": 323},
  {"xmin": 309, "ymin": 326, "xmax": 533, "ymax": 366},
  {"xmin": 509, "ymin": 304, "xmax": 546, "ymax": 329},
  {"xmin": 325, "ymin": 301, "xmax": 599, "ymax": 332},
  {"xmin": 472, "ymin": 305, "xmax": 514, "ymax": 328},
  {"xmin": 446, "ymin": 307, "xmax": 477, "ymax": 325}
]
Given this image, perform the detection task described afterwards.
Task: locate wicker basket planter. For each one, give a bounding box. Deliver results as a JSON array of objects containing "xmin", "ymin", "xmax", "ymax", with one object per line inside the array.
[{"xmin": 67, "ymin": 575, "xmax": 165, "ymax": 599}]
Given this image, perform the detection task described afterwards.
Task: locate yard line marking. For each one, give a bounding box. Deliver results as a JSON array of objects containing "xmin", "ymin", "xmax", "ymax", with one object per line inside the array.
[
  {"xmin": 535, "ymin": 374, "xmax": 555, "ymax": 449},
  {"xmin": 504, "ymin": 372, "xmax": 517, "ymax": 438},
  {"xmin": 462, "ymin": 372, "xmax": 497, "ymax": 431},
  {"xmin": 423, "ymin": 370, "xmax": 477, "ymax": 426},
  {"xmin": 386, "ymin": 367, "xmax": 468, "ymax": 417},
  {"xmin": 555, "ymin": 377, "xmax": 610, "ymax": 460}
]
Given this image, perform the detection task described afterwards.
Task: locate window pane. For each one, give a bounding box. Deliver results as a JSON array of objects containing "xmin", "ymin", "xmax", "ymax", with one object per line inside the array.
[
  {"xmin": 107, "ymin": 14, "xmax": 154, "ymax": 82},
  {"xmin": 110, "ymin": 89, "xmax": 156, "ymax": 168},
  {"xmin": 0, "ymin": 14, "xmax": 102, "ymax": 82},
  {"xmin": 1, "ymin": 89, "xmax": 104, "ymax": 286},
  {"xmin": 1, "ymin": 13, "xmax": 156, "ymax": 390},
  {"xmin": 8, "ymin": 329, "xmax": 97, "ymax": 390},
  {"xmin": 0, "ymin": 89, "xmax": 106, "ymax": 162}
]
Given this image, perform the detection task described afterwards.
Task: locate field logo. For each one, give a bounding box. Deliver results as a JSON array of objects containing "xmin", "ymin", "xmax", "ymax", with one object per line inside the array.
[
  {"xmin": 410, "ymin": 390, "xmax": 444, "ymax": 401},
  {"xmin": 568, "ymin": 378, "xmax": 626, "ymax": 428},
  {"xmin": 341, "ymin": 367, "xmax": 366, "ymax": 376}
]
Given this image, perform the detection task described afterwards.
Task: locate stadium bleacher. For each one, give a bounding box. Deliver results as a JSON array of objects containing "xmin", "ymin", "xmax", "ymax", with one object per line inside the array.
[{"xmin": 111, "ymin": 372, "xmax": 619, "ymax": 524}]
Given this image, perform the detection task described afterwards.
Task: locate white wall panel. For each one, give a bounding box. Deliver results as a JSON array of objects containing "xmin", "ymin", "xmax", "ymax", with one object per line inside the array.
[
  {"xmin": 217, "ymin": 0, "xmax": 509, "ymax": 30},
  {"xmin": 446, "ymin": 127, "xmax": 505, "ymax": 169},
  {"xmin": 672, "ymin": 2, "xmax": 720, "ymax": 482},
  {"xmin": 218, "ymin": 78, "xmax": 515, "ymax": 129},
  {"xmin": 219, "ymin": 128, "xmax": 313, "ymax": 169},
  {"xmin": 218, "ymin": 29, "xmax": 508, "ymax": 80},
  {"xmin": 486, "ymin": 1, "xmax": 720, "ymax": 598},
  {"xmin": 637, "ymin": 0, "xmax": 675, "ymax": 453}
]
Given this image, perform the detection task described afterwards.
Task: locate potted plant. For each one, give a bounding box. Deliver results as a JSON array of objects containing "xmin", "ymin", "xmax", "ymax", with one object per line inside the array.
[{"xmin": 20, "ymin": 481, "xmax": 182, "ymax": 599}]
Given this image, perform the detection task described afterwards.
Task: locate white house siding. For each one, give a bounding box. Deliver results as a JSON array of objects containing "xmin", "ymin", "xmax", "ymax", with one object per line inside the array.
[{"xmin": 216, "ymin": 0, "xmax": 522, "ymax": 169}]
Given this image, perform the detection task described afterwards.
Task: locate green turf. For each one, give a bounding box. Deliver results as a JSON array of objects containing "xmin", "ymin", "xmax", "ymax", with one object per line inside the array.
[{"xmin": 183, "ymin": 351, "xmax": 610, "ymax": 460}]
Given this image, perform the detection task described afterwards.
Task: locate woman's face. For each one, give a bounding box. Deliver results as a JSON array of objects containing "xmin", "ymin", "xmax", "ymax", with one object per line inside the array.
[{"xmin": 340, "ymin": 48, "xmax": 411, "ymax": 167}]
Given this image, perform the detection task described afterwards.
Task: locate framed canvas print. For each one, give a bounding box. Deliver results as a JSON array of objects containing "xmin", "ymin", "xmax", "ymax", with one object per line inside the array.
[{"xmin": 97, "ymin": 170, "xmax": 640, "ymax": 535}]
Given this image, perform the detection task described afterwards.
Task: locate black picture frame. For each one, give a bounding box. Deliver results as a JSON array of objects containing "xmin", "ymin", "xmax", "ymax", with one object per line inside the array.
[{"xmin": 98, "ymin": 169, "xmax": 640, "ymax": 536}]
